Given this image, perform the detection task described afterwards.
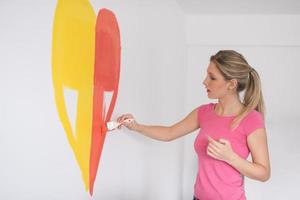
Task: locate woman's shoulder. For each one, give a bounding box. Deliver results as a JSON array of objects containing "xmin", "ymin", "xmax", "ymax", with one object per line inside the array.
[
  {"xmin": 240, "ymin": 109, "xmax": 265, "ymax": 134},
  {"xmin": 244, "ymin": 109, "xmax": 264, "ymax": 121},
  {"xmin": 199, "ymin": 102, "xmax": 215, "ymax": 108},
  {"xmin": 198, "ymin": 102, "xmax": 215, "ymax": 112}
]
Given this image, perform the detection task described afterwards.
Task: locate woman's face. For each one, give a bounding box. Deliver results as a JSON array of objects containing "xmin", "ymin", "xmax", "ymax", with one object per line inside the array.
[{"xmin": 203, "ymin": 62, "xmax": 231, "ymax": 99}]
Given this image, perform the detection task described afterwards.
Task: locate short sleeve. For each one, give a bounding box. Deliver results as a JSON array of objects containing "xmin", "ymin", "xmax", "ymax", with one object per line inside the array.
[
  {"xmin": 243, "ymin": 111, "xmax": 265, "ymax": 136},
  {"xmin": 197, "ymin": 103, "xmax": 210, "ymax": 127}
]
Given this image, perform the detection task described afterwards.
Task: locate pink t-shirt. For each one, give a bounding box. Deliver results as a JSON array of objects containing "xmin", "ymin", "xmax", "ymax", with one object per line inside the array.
[{"xmin": 194, "ymin": 103, "xmax": 265, "ymax": 200}]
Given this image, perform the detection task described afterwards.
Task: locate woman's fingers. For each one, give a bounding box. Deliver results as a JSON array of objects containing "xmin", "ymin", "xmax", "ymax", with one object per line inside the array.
[
  {"xmin": 116, "ymin": 114, "xmax": 135, "ymax": 129},
  {"xmin": 121, "ymin": 114, "xmax": 132, "ymax": 121},
  {"xmin": 208, "ymin": 142, "xmax": 220, "ymax": 154},
  {"xmin": 207, "ymin": 146, "xmax": 218, "ymax": 159},
  {"xmin": 207, "ymin": 136, "xmax": 222, "ymax": 149}
]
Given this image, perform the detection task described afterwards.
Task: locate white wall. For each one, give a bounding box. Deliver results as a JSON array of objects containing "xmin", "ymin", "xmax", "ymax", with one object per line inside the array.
[
  {"xmin": 1, "ymin": 1, "xmax": 300, "ymax": 200},
  {"xmin": 91, "ymin": 1, "xmax": 187, "ymax": 200},
  {"xmin": 182, "ymin": 14, "xmax": 300, "ymax": 200},
  {"xmin": 0, "ymin": 0, "xmax": 187, "ymax": 200}
]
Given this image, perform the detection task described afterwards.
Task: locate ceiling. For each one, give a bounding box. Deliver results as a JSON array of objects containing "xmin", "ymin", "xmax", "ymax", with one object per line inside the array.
[{"xmin": 176, "ymin": 0, "xmax": 300, "ymax": 14}]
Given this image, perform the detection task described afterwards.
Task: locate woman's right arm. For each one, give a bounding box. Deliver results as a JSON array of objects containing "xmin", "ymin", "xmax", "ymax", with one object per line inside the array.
[{"xmin": 117, "ymin": 108, "xmax": 200, "ymax": 142}]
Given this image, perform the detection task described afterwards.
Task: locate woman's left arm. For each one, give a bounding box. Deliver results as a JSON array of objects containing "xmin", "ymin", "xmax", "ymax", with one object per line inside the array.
[
  {"xmin": 207, "ymin": 128, "xmax": 271, "ymax": 182},
  {"xmin": 229, "ymin": 128, "xmax": 271, "ymax": 182}
]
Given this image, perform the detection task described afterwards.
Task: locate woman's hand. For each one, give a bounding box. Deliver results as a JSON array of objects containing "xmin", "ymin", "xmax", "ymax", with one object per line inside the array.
[
  {"xmin": 117, "ymin": 114, "xmax": 139, "ymax": 131},
  {"xmin": 207, "ymin": 136, "xmax": 238, "ymax": 163}
]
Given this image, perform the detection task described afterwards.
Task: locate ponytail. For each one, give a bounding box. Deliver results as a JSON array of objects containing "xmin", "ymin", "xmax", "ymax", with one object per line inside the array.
[{"xmin": 231, "ymin": 68, "xmax": 265, "ymax": 130}]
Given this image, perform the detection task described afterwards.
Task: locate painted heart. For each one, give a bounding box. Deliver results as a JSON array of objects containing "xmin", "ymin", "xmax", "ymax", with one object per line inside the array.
[{"xmin": 52, "ymin": 0, "xmax": 120, "ymax": 195}]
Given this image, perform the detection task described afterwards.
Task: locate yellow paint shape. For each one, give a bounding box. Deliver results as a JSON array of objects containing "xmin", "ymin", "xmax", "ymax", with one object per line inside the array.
[{"xmin": 52, "ymin": 0, "xmax": 96, "ymax": 191}]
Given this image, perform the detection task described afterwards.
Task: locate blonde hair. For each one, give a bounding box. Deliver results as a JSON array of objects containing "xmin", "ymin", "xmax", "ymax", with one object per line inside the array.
[{"xmin": 210, "ymin": 50, "xmax": 265, "ymax": 129}]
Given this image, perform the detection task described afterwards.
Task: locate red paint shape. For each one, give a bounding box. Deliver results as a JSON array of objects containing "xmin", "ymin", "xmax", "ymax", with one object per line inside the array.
[{"xmin": 90, "ymin": 8, "xmax": 121, "ymax": 195}]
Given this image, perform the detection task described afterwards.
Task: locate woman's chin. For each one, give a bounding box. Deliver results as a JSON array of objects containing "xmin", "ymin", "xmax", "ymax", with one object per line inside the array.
[{"xmin": 207, "ymin": 93, "xmax": 216, "ymax": 99}]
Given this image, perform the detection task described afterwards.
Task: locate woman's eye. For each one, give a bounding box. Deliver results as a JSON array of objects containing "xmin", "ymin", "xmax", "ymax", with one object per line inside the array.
[{"xmin": 210, "ymin": 76, "xmax": 216, "ymax": 80}]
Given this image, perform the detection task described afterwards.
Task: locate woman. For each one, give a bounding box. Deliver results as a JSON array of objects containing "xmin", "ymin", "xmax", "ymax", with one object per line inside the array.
[{"xmin": 117, "ymin": 50, "xmax": 270, "ymax": 200}]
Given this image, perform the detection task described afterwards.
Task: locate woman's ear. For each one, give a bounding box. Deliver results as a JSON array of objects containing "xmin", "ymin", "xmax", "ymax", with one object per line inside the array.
[{"xmin": 228, "ymin": 79, "xmax": 238, "ymax": 90}]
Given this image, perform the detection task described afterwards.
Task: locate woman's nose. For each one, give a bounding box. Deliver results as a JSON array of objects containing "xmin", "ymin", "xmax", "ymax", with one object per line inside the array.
[{"xmin": 202, "ymin": 77, "xmax": 207, "ymax": 86}]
